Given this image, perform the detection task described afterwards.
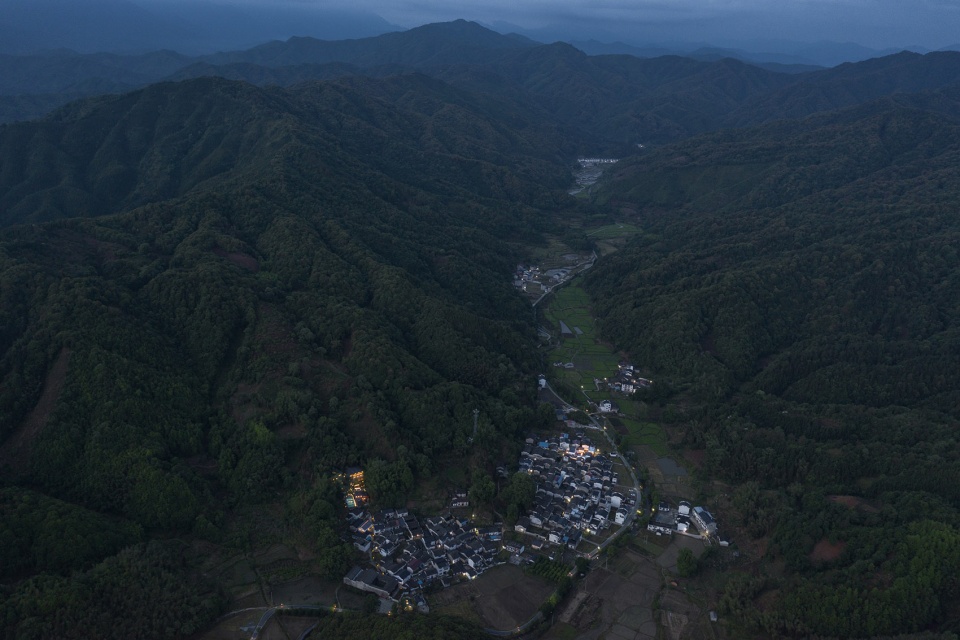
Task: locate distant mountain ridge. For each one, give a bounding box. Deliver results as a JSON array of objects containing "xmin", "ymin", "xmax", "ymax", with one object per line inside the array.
[
  {"xmin": 202, "ymin": 20, "xmax": 537, "ymax": 68},
  {"xmin": 0, "ymin": 72, "xmax": 574, "ymax": 227},
  {"xmin": 2, "ymin": 20, "xmax": 960, "ymax": 151}
]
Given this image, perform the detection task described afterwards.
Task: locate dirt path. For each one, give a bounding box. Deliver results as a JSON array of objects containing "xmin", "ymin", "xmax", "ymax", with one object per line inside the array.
[{"xmin": 0, "ymin": 347, "xmax": 71, "ymax": 475}]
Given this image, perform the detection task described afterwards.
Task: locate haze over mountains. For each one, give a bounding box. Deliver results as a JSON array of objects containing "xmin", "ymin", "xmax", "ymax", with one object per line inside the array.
[
  {"xmin": 3, "ymin": 0, "xmax": 955, "ymax": 65},
  {"xmin": 4, "ymin": 18, "xmax": 960, "ymax": 145},
  {"xmin": 2, "ymin": 14, "xmax": 960, "ymax": 640}
]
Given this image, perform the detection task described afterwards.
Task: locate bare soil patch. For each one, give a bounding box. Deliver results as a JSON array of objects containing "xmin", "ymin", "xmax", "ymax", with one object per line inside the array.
[
  {"xmin": 559, "ymin": 591, "xmax": 601, "ymax": 630},
  {"xmin": 228, "ymin": 303, "xmax": 303, "ymax": 424},
  {"xmin": 828, "ymin": 494, "xmax": 880, "ymax": 512},
  {"xmin": 810, "ymin": 538, "xmax": 846, "ymax": 563},
  {"xmin": 573, "ymin": 551, "xmax": 661, "ymax": 639},
  {"xmin": 430, "ymin": 565, "xmax": 552, "ymax": 631},
  {"xmin": 659, "ymin": 589, "xmax": 701, "ymax": 640},
  {"xmin": 756, "ymin": 588, "xmax": 780, "ymax": 613},
  {"xmin": 657, "ymin": 536, "xmax": 707, "ymax": 572},
  {"xmin": 212, "ymin": 247, "xmax": 260, "ymax": 272},
  {"xmin": 684, "ymin": 449, "xmax": 706, "ymax": 469},
  {"xmin": 0, "ymin": 347, "xmax": 71, "ymax": 475},
  {"xmin": 196, "ymin": 608, "xmax": 267, "ymax": 640},
  {"xmin": 269, "ymin": 576, "xmax": 338, "ymax": 608},
  {"xmin": 259, "ymin": 614, "xmax": 317, "ymax": 640},
  {"xmin": 699, "ymin": 328, "xmax": 717, "ymax": 356}
]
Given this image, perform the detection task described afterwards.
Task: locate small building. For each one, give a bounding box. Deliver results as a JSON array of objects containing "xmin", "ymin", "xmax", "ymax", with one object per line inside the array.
[
  {"xmin": 598, "ymin": 400, "xmax": 620, "ymax": 414},
  {"xmin": 693, "ymin": 506, "xmax": 717, "ymax": 536},
  {"xmin": 515, "ymin": 516, "xmax": 532, "ymax": 533},
  {"xmin": 343, "ymin": 566, "xmax": 401, "ymax": 600},
  {"xmin": 647, "ymin": 507, "xmax": 677, "ymax": 536}
]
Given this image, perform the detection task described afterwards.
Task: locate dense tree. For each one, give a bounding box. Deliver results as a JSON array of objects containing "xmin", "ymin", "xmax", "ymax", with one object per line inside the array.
[
  {"xmin": 676, "ymin": 548, "xmax": 698, "ymax": 577},
  {"xmin": 585, "ymin": 89, "xmax": 960, "ymax": 636}
]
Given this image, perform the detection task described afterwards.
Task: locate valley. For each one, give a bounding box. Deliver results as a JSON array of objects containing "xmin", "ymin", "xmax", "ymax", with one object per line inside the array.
[{"xmin": 1, "ymin": 18, "xmax": 960, "ymax": 640}]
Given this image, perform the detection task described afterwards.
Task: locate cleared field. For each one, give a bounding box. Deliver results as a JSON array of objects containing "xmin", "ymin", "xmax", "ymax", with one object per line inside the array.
[
  {"xmin": 585, "ymin": 223, "xmax": 640, "ymax": 239},
  {"xmin": 657, "ymin": 536, "xmax": 708, "ymax": 573},
  {"xmin": 543, "ymin": 283, "xmax": 671, "ymax": 457},
  {"xmin": 430, "ymin": 564, "xmax": 553, "ymax": 631},
  {"xmin": 621, "ymin": 417, "xmax": 669, "ymax": 456},
  {"xmin": 259, "ymin": 615, "xmax": 317, "ymax": 640},
  {"xmin": 198, "ymin": 609, "xmax": 267, "ymax": 640},
  {"xmin": 545, "ymin": 284, "xmax": 620, "ymax": 391}
]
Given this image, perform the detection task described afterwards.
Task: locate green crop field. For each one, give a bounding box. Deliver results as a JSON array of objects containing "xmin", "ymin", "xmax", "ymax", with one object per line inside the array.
[
  {"xmin": 543, "ymin": 281, "xmax": 669, "ymax": 456},
  {"xmin": 585, "ymin": 222, "xmax": 640, "ymax": 239},
  {"xmin": 544, "ymin": 284, "xmax": 620, "ymax": 390},
  {"xmin": 620, "ymin": 417, "xmax": 669, "ymax": 456}
]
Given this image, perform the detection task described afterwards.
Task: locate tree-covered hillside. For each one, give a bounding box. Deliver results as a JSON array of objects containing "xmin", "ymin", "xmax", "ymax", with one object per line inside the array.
[
  {"xmin": 0, "ymin": 73, "xmax": 576, "ymax": 638},
  {"xmin": 4, "ymin": 22, "xmax": 960, "ymax": 639},
  {"xmin": 585, "ymin": 90, "xmax": 960, "ymax": 637}
]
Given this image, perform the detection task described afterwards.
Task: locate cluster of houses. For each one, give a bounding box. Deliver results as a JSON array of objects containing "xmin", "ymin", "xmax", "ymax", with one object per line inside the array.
[
  {"xmin": 515, "ymin": 433, "xmax": 637, "ymax": 553},
  {"xmin": 646, "ymin": 501, "xmax": 731, "ymax": 546},
  {"xmin": 514, "ymin": 263, "xmax": 582, "ymax": 296},
  {"xmin": 608, "ymin": 363, "xmax": 653, "ymax": 395},
  {"xmin": 514, "ymin": 264, "xmax": 546, "ymax": 294},
  {"xmin": 569, "ymin": 158, "xmax": 619, "ymax": 195},
  {"xmin": 344, "ymin": 508, "xmax": 504, "ymax": 603},
  {"xmin": 578, "ymin": 158, "xmax": 619, "ymax": 166},
  {"xmin": 339, "ymin": 467, "xmax": 369, "ymax": 509}
]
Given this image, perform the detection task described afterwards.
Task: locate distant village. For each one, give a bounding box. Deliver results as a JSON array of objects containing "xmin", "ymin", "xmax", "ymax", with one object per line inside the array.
[
  {"xmin": 607, "ymin": 363, "xmax": 653, "ymax": 395},
  {"xmin": 569, "ymin": 157, "xmax": 619, "ymax": 195},
  {"xmin": 513, "ymin": 254, "xmax": 595, "ymax": 298},
  {"xmin": 514, "ymin": 263, "xmax": 572, "ymax": 295}
]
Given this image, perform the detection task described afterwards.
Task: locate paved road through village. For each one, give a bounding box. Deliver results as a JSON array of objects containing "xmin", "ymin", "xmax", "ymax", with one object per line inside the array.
[{"xmin": 538, "ymin": 380, "xmax": 642, "ymax": 559}]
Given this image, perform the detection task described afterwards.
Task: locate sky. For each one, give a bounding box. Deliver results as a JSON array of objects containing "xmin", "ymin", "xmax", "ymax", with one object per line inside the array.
[{"xmin": 254, "ymin": 0, "xmax": 960, "ymax": 50}]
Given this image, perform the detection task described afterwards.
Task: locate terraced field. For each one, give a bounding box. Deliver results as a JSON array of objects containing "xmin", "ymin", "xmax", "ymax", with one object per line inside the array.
[{"xmin": 542, "ymin": 283, "xmax": 669, "ymax": 455}]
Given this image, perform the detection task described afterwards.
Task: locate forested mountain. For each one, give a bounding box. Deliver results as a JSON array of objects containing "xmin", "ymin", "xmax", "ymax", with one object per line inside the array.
[
  {"xmin": 4, "ymin": 20, "xmax": 960, "ymax": 150},
  {"xmin": 585, "ymin": 89, "xmax": 960, "ymax": 637},
  {"xmin": 727, "ymin": 50, "xmax": 960, "ymax": 126},
  {"xmin": 0, "ymin": 73, "xmax": 574, "ymax": 638},
  {"xmin": 3, "ymin": 17, "xmax": 960, "ymax": 639},
  {"xmin": 202, "ymin": 20, "xmax": 537, "ymax": 68}
]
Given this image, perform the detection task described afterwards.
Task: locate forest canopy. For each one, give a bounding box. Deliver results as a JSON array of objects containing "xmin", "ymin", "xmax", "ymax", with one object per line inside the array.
[{"xmin": 585, "ymin": 89, "xmax": 960, "ymax": 637}]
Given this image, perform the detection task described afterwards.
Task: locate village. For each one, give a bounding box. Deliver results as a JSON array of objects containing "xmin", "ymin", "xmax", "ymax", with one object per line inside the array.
[
  {"xmin": 513, "ymin": 254, "xmax": 595, "ymax": 301},
  {"xmin": 343, "ymin": 507, "xmax": 503, "ymax": 611},
  {"xmin": 514, "ymin": 432, "xmax": 638, "ymax": 551},
  {"xmin": 338, "ymin": 429, "xmax": 639, "ymax": 609},
  {"xmin": 568, "ymin": 157, "xmax": 619, "ymax": 195},
  {"xmin": 336, "ymin": 230, "xmax": 732, "ymax": 620}
]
